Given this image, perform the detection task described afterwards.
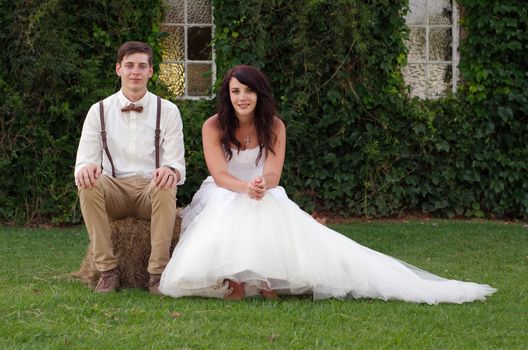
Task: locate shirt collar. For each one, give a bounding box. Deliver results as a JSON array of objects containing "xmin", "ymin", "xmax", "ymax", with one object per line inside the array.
[{"xmin": 118, "ymin": 90, "xmax": 150, "ymax": 110}]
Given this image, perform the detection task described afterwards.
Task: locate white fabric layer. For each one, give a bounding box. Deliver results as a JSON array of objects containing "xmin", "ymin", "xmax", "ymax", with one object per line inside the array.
[{"xmin": 160, "ymin": 147, "xmax": 496, "ymax": 304}]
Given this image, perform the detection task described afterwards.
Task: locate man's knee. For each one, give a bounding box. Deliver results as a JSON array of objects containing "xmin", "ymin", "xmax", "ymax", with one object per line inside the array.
[
  {"xmin": 151, "ymin": 186, "xmax": 177, "ymax": 203},
  {"xmin": 78, "ymin": 176, "xmax": 106, "ymax": 203}
]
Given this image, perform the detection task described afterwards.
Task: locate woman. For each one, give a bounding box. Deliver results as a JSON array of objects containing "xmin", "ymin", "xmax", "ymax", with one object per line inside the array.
[{"xmin": 159, "ymin": 65, "xmax": 496, "ymax": 303}]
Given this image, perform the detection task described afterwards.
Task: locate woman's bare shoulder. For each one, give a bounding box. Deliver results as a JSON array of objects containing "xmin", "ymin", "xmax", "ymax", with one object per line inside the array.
[
  {"xmin": 272, "ymin": 116, "xmax": 286, "ymax": 133},
  {"xmin": 203, "ymin": 114, "xmax": 221, "ymax": 131}
]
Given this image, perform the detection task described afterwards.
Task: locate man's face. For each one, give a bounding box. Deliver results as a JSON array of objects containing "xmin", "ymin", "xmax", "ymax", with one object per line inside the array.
[{"xmin": 115, "ymin": 52, "xmax": 153, "ymax": 96}]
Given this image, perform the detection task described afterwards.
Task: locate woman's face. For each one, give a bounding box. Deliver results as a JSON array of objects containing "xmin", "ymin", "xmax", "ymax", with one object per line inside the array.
[{"xmin": 229, "ymin": 77, "xmax": 257, "ymax": 119}]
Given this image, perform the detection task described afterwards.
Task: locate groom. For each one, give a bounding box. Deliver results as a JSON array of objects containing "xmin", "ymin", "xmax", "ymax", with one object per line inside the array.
[{"xmin": 74, "ymin": 41, "xmax": 185, "ymax": 294}]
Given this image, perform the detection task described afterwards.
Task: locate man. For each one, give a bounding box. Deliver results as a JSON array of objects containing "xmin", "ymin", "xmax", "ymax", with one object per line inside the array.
[{"xmin": 74, "ymin": 41, "xmax": 185, "ymax": 294}]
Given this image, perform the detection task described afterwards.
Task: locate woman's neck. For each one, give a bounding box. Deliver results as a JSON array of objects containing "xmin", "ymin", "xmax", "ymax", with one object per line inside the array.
[
  {"xmin": 239, "ymin": 119, "xmax": 254, "ymax": 128},
  {"xmin": 235, "ymin": 111, "xmax": 255, "ymax": 126}
]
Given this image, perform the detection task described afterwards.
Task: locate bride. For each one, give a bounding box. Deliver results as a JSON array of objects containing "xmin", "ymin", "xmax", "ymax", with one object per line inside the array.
[{"xmin": 159, "ymin": 65, "xmax": 496, "ymax": 304}]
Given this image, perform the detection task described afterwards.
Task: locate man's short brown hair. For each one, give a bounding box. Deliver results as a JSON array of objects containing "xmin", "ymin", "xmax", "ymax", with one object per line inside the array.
[{"xmin": 117, "ymin": 41, "xmax": 153, "ymax": 66}]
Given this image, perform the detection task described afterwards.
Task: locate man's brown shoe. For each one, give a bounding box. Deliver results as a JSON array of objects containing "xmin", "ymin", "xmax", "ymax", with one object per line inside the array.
[
  {"xmin": 95, "ymin": 269, "xmax": 119, "ymax": 293},
  {"xmin": 148, "ymin": 274, "xmax": 162, "ymax": 295}
]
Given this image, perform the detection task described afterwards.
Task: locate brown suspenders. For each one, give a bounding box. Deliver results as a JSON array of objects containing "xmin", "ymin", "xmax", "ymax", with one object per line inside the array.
[
  {"xmin": 99, "ymin": 96, "xmax": 162, "ymax": 178},
  {"xmin": 99, "ymin": 101, "xmax": 116, "ymax": 178},
  {"xmin": 154, "ymin": 96, "xmax": 161, "ymax": 170}
]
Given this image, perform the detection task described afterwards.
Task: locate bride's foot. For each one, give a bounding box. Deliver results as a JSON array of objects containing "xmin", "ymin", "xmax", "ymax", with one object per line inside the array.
[
  {"xmin": 261, "ymin": 289, "xmax": 278, "ymax": 300},
  {"xmin": 224, "ymin": 279, "xmax": 244, "ymax": 300}
]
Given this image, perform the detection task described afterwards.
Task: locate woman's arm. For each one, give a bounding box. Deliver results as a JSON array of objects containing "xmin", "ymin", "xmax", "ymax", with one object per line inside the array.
[
  {"xmin": 202, "ymin": 115, "xmax": 252, "ymax": 193},
  {"xmin": 260, "ymin": 117, "xmax": 286, "ymax": 189}
]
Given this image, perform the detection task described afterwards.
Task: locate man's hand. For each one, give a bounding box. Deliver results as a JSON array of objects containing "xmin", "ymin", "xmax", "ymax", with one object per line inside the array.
[
  {"xmin": 153, "ymin": 167, "xmax": 179, "ymax": 189},
  {"xmin": 75, "ymin": 164, "xmax": 102, "ymax": 189}
]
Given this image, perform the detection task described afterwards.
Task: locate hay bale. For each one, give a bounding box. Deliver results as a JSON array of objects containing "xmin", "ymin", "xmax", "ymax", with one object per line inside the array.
[{"xmin": 73, "ymin": 213, "xmax": 181, "ymax": 289}]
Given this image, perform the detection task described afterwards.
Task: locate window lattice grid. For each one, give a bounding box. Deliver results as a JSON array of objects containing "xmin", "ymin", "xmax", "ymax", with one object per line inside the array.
[
  {"xmin": 403, "ymin": 0, "xmax": 459, "ymax": 98},
  {"xmin": 160, "ymin": 0, "xmax": 215, "ymax": 99}
]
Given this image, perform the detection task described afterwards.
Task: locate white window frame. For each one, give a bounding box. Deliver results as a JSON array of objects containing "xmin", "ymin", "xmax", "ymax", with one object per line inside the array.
[
  {"xmin": 160, "ymin": 0, "xmax": 215, "ymax": 100},
  {"xmin": 404, "ymin": 0, "xmax": 460, "ymax": 98}
]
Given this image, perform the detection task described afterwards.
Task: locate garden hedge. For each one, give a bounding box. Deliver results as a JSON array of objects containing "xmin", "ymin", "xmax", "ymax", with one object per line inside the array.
[{"xmin": 1, "ymin": 0, "xmax": 526, "ymax": 224}]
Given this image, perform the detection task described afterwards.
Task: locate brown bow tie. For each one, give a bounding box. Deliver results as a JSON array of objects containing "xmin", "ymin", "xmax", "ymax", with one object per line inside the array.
[{"xmin": 121, "ymin": 103, "xmax": 144, "ymax": 113}]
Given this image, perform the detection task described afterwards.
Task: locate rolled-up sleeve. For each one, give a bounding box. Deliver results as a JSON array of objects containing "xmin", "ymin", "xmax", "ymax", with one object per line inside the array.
[
  {"xmin": 74, "ymin": 104, "xmax": 102, "ymax": 177},
  {"xmin": 161, "ymin": 103, "xmax": 186, "ymax": 185}
]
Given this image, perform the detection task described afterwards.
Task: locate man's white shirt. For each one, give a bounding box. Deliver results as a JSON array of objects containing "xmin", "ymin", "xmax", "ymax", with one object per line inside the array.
[{"xmin": 75, "ymin": 90, "xmax": 185, "ymax": 184}]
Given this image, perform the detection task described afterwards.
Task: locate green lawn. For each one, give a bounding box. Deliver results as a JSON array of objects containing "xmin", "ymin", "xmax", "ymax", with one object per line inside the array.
[{"xmin": 0, "ymin": 220, "xmax": 526, "ymax": 349}]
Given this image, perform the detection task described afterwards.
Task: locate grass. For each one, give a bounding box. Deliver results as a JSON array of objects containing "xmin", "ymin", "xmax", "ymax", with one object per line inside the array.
[{"xmin": 0, "ymin": 220, "xmax": 526, "ymax": 349}]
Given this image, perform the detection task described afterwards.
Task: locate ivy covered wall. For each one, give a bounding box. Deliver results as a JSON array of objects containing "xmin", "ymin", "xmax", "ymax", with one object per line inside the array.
[
  {"xmin": 1, "ymin": 0, "xmax": 527, "ymax": 224},
  {"xmin": 0, "ymin": 0, "xmax": 166, "ymax": 224},
  {"xmin": 212, "ymin": 0, "xmax": 528, "ymax": 219}
]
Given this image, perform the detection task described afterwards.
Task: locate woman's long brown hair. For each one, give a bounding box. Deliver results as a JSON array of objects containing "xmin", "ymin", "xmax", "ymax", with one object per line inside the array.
[{"xmin": 217, "ymin": 65, "xmax": 279, "ymax": 165}]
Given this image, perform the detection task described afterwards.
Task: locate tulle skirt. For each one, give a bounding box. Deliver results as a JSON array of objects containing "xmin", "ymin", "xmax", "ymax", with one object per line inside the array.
[{"xmin": 159, "ymin": 178, "xmax": 496, "ymax": 304}]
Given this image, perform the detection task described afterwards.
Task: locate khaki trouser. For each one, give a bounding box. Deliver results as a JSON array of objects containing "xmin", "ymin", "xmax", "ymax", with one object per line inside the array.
[{"xmin": 79, "ymin": 175, "xmax": 177, "ymax": 274}]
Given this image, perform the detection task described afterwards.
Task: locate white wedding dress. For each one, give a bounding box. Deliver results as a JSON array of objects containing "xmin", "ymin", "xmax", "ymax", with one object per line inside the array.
[{"xmin": 159, "ymin": 147, "xmax": 496, "ymax": 304}]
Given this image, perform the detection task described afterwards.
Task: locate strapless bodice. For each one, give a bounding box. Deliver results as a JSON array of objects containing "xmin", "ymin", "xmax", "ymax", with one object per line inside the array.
[{"xmin": 227, "ymin": 147, "xmax": 264, "ymax": 182}]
